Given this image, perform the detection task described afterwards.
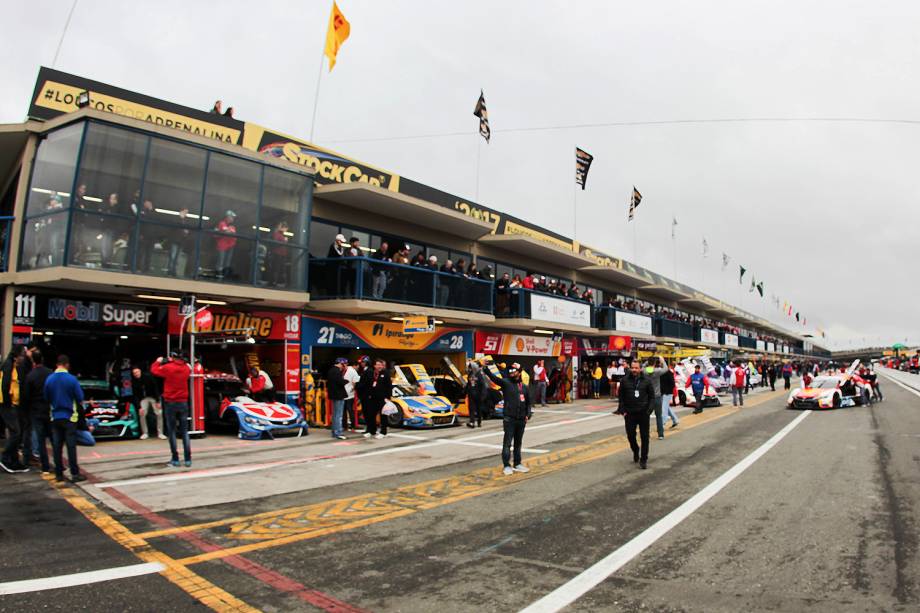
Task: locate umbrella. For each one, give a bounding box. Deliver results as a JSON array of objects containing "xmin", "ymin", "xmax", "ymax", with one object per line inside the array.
[{"xmin": 892, "ymin": 343, "xmax": 907, "ymax": 349}]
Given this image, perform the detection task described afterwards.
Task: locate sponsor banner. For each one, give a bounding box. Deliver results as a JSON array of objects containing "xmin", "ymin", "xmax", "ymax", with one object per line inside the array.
[
  {"xmin": 402, "ymin": 315, "xmax": 432, "ymax": 334},
  {"xmin": 475, "ymin": 332, "xmax": 563, "ymax": 357},
  {"xmin": 285, "ymin": 343, "xmax": 301, "ymax": 395},
  {"xmin": 635, "ymin": 340, "xmax": 658, "ymax": 352},
  {"xmin": 782, "ymin": 345, "xmax": 790, "ymax": 354},
  {"xmin": 615, "ymin": 311, "xmax": 653, "ymax": 336},
  {"xmin": 302, "ymin": 315, "xmax": 471, "ymax": 353},
  {"xmin": 767, "ymin": 342, "xmax": 776, "ymax": 352},
  {"xmin": 700, "ymin": 328, "xmax": 719, "ymax": 344},
  {"xmin": 756, "ymin": 340, "xmax": 766, "ymax": 352},
  {"xmin": 529, "ymin": 293, "xmax": 592, "ymax": 328},
  {"xmin": 168, "ymin": 306, "xmax": 299, "ymax": 341},
  {"xmin": 16, "ymin": 293, "xmax": 166, "ymax": 332},
  {"xmin": 29, "ymin": 67, "xmax": 243, "ymax": 144},
  {"xmin": 723, "ymin": 333, "xmax": 739, "ymax": 348},
  {"xmin": 608, "ymin": 335, "xmax": 633, "ymax": 353}
]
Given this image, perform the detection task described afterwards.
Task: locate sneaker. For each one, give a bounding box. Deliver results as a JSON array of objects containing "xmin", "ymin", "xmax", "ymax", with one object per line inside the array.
[
  {"xmin": 0, "ymin": 459, "xmax": 14, "ymax": 473},
  {"xmin": 167, "ymin": 460, "xmax": 180, "ymax": 467},
  {"xmin": 335, "ymin": 435, "xmax": 347, "ymax": 440},
  {"xmin": 374, "ymin": 433, "xmax": 385, "ymax": 439},
  {"xmin": 670, "ymin": 422, "xmax": 679, "ymax": 429},
  {"xmin": 158, "ymin": 434, "xmax": 167, "ymax": 440},
  {"xmin": 139, "ymin": 433, "xmax": 149, "ymax": 440},
  {"xmin": 633, "ymin": 453, "xmax": 639, "ymax": 463},
  {"xmin": 41, "ymin": 470, "xmax": 51, "ymax": 475},
  {"xmin": 70, "ymin": 474, "xmax": 87, "ymax": 483},
  {"xmin": 9, "ymin": 462, "xmax": 29, "ymax": 473},
  {"xmin": 658, "ymin": 435, "xmax": 665, "ymax": 440},
  {"xmin": 54, "ymin": 474, "xmax": 66, "ymax": 482},
  {"xmin": 513, "ymin": 464, "xmax": 530, "ymax": 473},
  {"xmin": 467, "ymin": 422, "xmax": 476, "ymax": 428},
  {"xmin": 639, "ymin": 461, "xmax": 647, "ymax": 469},
  {"xmin": 184, "ymin": 460, "xmax": 192, "ymax": 468},
  {"xmin": 363, "ymin": 432, "xmax": 372, "ymax": 438},
  {"xmin": 502, "ymin": 466, "xmax": 514, "ymax": 476}
]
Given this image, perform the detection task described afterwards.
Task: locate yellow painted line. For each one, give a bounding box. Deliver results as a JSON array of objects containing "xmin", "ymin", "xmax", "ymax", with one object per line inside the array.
[
  {"xmin": 167, "ymin": 396, "xmax": 787, "ymax": 566},
  {"xmin": 47, "ymin": 477, "xmax": 260, "ymax": 613}
]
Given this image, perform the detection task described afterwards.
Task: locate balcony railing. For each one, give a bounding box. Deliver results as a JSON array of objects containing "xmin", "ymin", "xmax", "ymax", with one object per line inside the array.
[
  {"xmin": 308, "ymin": 256, "xmax": 494, "ymax": 314},
  {"xmin": 495, "ymin": 288, "xmax": 595, "ymax": 327},
  {"xmin": 656, "ymin": 318, "xmax": 695, "ymax": 341}
]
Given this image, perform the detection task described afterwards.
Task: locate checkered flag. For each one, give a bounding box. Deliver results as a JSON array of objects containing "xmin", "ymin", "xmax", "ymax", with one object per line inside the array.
[{"xmin": 473, "ymin": 90, "xmax": 490, "ymax": 143}]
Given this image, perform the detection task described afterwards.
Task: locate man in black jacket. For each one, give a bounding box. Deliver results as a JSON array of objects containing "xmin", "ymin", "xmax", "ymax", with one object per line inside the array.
[
  {"xmin": 21, "ymin": 349, "xmax": 52, "ymax": 473},
  {"xmin": 483, "ymin": 358, "xmax": 532, "ymax": 475},
  {"xmin": 1, "ymin": 345, "xmax": 32, "ymax": 473},
  {"xmin": 326, "ymin": 358, "xmax": 348, "ymax": 440},
  {"xmin": 356, "ymin": 358, "xmax": 393, "ymax": 438},
  {"xmin": 617, "ymin": 359, "xmax": 657, "ymax": 469},
  {"xmin": 466, "ymin": 361, "xmax": 488, "ymax": 428}
]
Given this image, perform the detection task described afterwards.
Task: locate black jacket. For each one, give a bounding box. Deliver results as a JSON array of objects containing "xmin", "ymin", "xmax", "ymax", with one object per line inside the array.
[
  {"xmin": 483, "ymin": 366, "xmax": 531, "ymax": 419},
  {"xmin": 660, "ymin": 369, "xmax": 675, "ymax": 396},
  {"xmin": 132, "ymin": 372, "xmax": 160, "ymax": 403},
  {"xmin": 327, "ymin": 366, "xmax": 348, "ymax": 400},
  {"xmin": 1, "ymin": 355, "xmax": 30, "ymax": 409},
  {"xmin": 617, "ymin": 372, "xmax": 656, "ymax": 415},
  {"xmin": 21, "ymin": 364, "xmax": 52, "ymax": 420},
  {"xmin": 356, "ymin": 369, "xmax": 393, "ymax": 409}
]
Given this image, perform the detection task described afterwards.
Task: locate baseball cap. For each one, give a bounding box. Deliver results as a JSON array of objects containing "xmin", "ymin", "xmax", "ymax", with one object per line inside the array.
[
  {"xmin": 508, "ymin": 362, "xmax": 521, "ymax": 372},
  {"xmin": 225, "ymin": 210, "xmax": 236, "ymax": 218},
  {"xmin": 335, "ymin": 233, "xmax": 346, "ymax": 242},
  {"xmin": 335, "ymin": 357, "xmax": 349, "ymax": 365}
]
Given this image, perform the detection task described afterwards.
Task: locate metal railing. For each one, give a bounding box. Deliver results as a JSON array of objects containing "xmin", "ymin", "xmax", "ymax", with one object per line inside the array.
[
  {"xmin": 308, "ymin": 256, "xmax": 494, "ymax": 314},
  {"xmin": 495, "ymin": 288, "xmax": 595, "ymax": 326}
]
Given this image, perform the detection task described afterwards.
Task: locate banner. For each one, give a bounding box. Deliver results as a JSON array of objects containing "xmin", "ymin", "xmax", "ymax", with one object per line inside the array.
[
  {"xmin": 699, "ymin": 328, "xmax": 719, "ymax": 344},
  {"xmin": 302, "ymin": 315, "xmax": 471, "ymax": 353},
  {"xmin": 608, "ymin": 335, "xmax": 633, "ymax": 353},
  {"xmin": 767, "ymin": 342, "xmax": 776, "ymax": 352},
  {"xmin": 723, "ymin": 333, "xmax": 739, "ymax": 348},
  {"xmin": 475, "ymin": 332, "xmax": 563, "ymax": 357},
  {"xmin": 529, "ymin": 293, "xmax": 592, "ymax": 327},
  {"xmin": 615, "ymin": 311, "xmax": 653, "ymax": 336},
  {"xmin": 635, "ymin": 340, "xmax": 658, "ymax": 352},
  {"xmin": 29, "ymin": 67, "xmax": 243, "ymax": 144},
  {"xmin": 168, "ymin": 306, "xmax": 299, "ymax": 341},
  {"xmin": 756, "ymin": 340, "xmax": 766, "ymax": 352},
  {"xmin": 15, "ymin": 293, "xmax": 165, "ymax": 332},
  {"xmin": 402, "ymin": 315, "xmax": 432, "ymax": 334}
]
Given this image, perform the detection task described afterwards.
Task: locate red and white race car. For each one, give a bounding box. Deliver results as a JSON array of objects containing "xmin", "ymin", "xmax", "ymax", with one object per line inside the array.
[{"xmin": 204, "ymin": 372, "xmax": 308, "ymax": 439}]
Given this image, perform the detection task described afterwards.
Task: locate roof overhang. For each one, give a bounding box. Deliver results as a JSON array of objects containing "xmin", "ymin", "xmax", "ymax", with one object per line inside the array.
[
  {"xmin": 486, "ymin": 318, "xmax": 597, "ymax": 336},
  {"xmin": 303, "ymin": 299, "xmax": 495, "ymax": 325},
  {"xmin": 0, "ymin": 124, "xmax": 30, "ymax": 187},
  {"xmin": 478, "ymin": 234, "xmax": 597, "ymax": 269},
  {"xmin": 578, "ymin": 265, "xmax": 648, "ymax": 289},
  {"xmin": 315, "ymin": 183, "xmax": 493, "ymax": 240},
  {"xmin": 639, "ymin": 284, "xmax": 690, "ymax": 302}
]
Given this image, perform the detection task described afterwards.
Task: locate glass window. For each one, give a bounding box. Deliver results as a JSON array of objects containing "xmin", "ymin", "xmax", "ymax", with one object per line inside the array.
[
  {"xmin": 20, "ymin": 212, "xmax": 67, "ymax": 270},
  {"xmin": 346, "ymin": 230, "xmax": 371, "ymax": 255},
  {"xmin": 26, "ymin": 123, "xmax": 83, "ymax": 217},
  {"xmin": 428, "ymin": 247, "xmax": 448, "ymax": 267},
  {"xmin": 199, "ymin": 232, "xmax": 254, "ymax": 283},
  {"xmin": 476, "ymin": 257, "xmax": 497, "ymax": 279},
  {"xmin": 74, "ymin": 123, "xmax": 147, "ymax": 218},
  {"xmin": 141, "ymin": 138, "xmax": 206, "ymax": 224},
  {"xmin": 69, "ymin": 211, "xmax": 136, "ymax": 271},
  {"xmin": 260, "ymin": 245, "xmax": 307, "ymax": 291},
  {"xmin": 203, "ymin": 153, "xmax": 260, "ymax": 238},
  {"xmin": 260, "ymin": 166, "xmax": 309, "ymax": 247},
  {"xmin": 136, "ymin": 220, "xmax": 197, "ymax": 279},
  {"xmin": 309, "ymin": 220, "xmax": 339, "ymax": 258}
]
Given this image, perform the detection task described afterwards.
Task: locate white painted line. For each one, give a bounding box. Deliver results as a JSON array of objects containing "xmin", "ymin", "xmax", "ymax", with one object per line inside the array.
[
  {"xmin": 462, "ymin": 413, "xmax": 609, "ymax": 441},
  {"xmin": 879, "ymin": 370, "xmax": 920, "ymax": 398},
  {"xmin": 533, "ymin": 409, "xmax": 604, "ymax": 416},
  {"xmin": 519, "ymin": 410, "xmax": 812, "ymax": 613},
  {"xmin": 388, "ymin": 433, "xmax": 549, "ymax": 453},
  {"xmin": 0, "ymin": 562, "xmax": 165, "ymax": 595}
]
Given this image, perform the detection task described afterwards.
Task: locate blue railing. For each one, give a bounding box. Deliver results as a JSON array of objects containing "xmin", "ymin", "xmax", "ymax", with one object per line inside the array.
[
  {"xmin": 496, "ymin": 288, "xmax": 595, "ymax": 326},
  {"xmin": 0, "ymin": 216, "xmax": 12, "ymax": 272},
  {"xmin": 595, "ymin": 306, "xmax": 654, "ymax": 331},
  {"xmin": 656, "ymin": 318, "xmax": 695, "ymax": 341},
  {"xmin": 308, "ymin": 256, "xmax": 494, "ymax": 314}
]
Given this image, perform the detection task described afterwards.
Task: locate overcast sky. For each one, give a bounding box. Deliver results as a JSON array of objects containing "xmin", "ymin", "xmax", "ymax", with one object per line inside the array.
[{"xmin": 3, "ymin": 0, "xmax": 917, "ymax": 350}]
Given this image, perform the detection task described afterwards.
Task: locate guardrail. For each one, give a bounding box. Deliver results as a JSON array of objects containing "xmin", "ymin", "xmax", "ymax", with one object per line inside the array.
[{"xmin": 308, "ymin": 256, "xmax": 494, "ymax": 314}]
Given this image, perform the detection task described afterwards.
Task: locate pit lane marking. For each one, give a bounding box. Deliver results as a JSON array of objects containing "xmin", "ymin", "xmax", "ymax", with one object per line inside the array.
[
  {"xmin": 878, "ymin": 369, "xmax": 920, "ymax": 398},
  {"xmin": 518, "ymin": 409, "xmax": 812, "ymax": 613},
  {"xmin": 0, "ymin": 562, "xmax": 166, "ymax": 595},
  {"xmin": 388, "ymin": 432, "xmax": 550, "ymax": 453}
]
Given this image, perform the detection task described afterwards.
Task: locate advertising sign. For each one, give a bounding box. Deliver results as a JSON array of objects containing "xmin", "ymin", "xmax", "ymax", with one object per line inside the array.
[
  {"xmin": 756, "ymin": 340, "xmax": 766, "ymax": 352},
  {"xmin": 608, "ymin": 335, "xmax": 633, "ymax": 353},
  {"xmin": 767, "ymin": 342, "xmax": 775, "ymax": 352},
  {"xmin": 635, "ymin": 340, "xmax": 658, "ymax": 352},
  {"xmin": 402, "ymin": 315, "xmax": 432, "ymax": 334},
  {"xmin": 700, "ymin": 328, "xmax": 719, "ymax": 344},
  {"xmin": 615, "ymin": 311, "xmax": 653, "ymax": 336},
  {"xmin": 529, "ymin": 293, "xmax": 592, "ymax": 328},
  {"xmin": 17, "ymin": 293, "xmax": 166, "ymax": 332},
  {"xmin": 723, "ymin": 333, "xmax": 739, "ymax": 348},
  {"xmin": 475, "ymin": 332, "xmax": 563, "ymax": 357},
  {"xmin": 168, "ymin": 306, "xmax": 299, "ymax": 341},
  {"xmin": 302, "ymin": 315, "xmax": 471, "ymax": 353}
]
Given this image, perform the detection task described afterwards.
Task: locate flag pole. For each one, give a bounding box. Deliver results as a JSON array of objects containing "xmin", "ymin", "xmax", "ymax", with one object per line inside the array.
[
  {"xmin": 475, "ymin": 136, "xmax": 482, "ymax": 201},
  {"xmin": 308, "ymin": 56, "xmax": 324, "ymax": 143},
  {"xmin": 671, "ymin": 211, "xmax": 677, "ymax": 280},
  {"xmin": 632, "ymin": 199, "xmax": 637, "ymax": 264},
  {"xmin": 572, "ymin": 148, "xmax": 578, "ymax": 240}
]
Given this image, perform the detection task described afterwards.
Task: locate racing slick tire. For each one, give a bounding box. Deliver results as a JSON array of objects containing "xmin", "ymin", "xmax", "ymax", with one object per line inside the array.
[
  {"xmin": 832, "ymin": 394, "xmax": 841, "ymax": 409},
  {"xmin": 387, "ymin": 410, "xmax": 403, "ymax": 428}
]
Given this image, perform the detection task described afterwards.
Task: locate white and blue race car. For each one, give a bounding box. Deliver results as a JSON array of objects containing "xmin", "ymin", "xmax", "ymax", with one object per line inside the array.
[{"xmin": 204, "ymin": 372, "xmax": 308, "ymax": 440}]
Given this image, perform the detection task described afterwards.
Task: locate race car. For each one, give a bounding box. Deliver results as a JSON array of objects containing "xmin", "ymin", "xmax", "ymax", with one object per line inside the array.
[
  {"xmin": 203, "ymin": 372, "xmax": 308, "ymax": 440},
  {"xmin": 388, "ymin": 364, "xmax": 458, "ymax": 428},
  {"xmin": 787, "ymin": 375, "xmax": 871, "ymax": 409},
  {"xmin": 672, "ymin": 365, "xmax": 722, "ymax": 408},
  {"xmin": 78, "ymin": 379, "xmax": 140, "ymax": 439}
]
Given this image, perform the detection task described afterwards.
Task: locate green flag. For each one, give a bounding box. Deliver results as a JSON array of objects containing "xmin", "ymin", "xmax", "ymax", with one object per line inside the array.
[
  {"xmin": 756, "ymin": 281, "xmax": 764, "ymax": 297},
  {"xmin": 739, "ymin": 265, "xmax": 746, "ymax": 284}
]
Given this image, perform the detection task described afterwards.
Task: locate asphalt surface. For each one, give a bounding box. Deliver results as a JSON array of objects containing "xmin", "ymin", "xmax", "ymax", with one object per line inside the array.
[{"xmin": 2, "ymin": 376, "xmax": 918, "ymax": 612}]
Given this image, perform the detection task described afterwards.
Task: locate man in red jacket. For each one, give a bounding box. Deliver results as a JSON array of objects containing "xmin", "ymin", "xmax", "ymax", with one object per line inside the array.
[{"xmin": 151, "ymin": 353, "xmax": 192, "ymax": 467}]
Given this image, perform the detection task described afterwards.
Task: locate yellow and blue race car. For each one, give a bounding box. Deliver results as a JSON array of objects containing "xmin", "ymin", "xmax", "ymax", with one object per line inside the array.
[{"xmin": 388, "ymin": 364, "xmax": 458, "ymax": 428}]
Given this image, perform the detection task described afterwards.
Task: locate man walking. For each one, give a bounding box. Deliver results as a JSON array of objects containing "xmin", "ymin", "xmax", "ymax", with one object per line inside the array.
[
  {"xmin": 617, "ymin": 359, "xmax": 657, "ymax": 469},
  {"xmin": 532, "ymin": 359, "xmax": 548, "ymax": 407},
  {"xmin": 326, "ymin": 358, "xmax": 348, "ymax": 440},
  {"xmin": 43, "ymin": 355, "xmax": 86, "ymax": 482},
  {"xmin": 151, "ymin": 353, "xmax": 192, "ymax": 467},
  {"xmin": 0, "ymin": 346, "xmax": 31, "ymax": 473},
  {"xmin": 782, "ymin": 362, "xmax": 793, "ymax": 390},
  {"xmin": 685, "ymin": 363, "xmax": 710, "ymax": 414},
  {"xmin": 767, "ymin": 362, "xmax": 777, "ymax": 391},
  {"xmin": 21, "ymin": 350, "xmax": 53, "ymax": 474},
  {"xmin": 132, "ymin": 366, "xmax": 164, "ymax": 440},
  {"xmin": 731, "ymin": 361, "xmax": 746, "ymax": 407},
  {"xmin": 356, "ymin": 358, "xmax": 393, "ymax": 439},
  {"xmin": 660, "ymin": 362, "xmax": 679, "ymax": 429},
  {"xmin": 466, "ymin": 360, "xmax": 488, "ymax": 428},
  {"xmin": 342, "ymin": 360, "xmax": 361, "ymax": 433},
  {"xmin": 483, "ymin": 359, "xmax": 532, "ymax": 476},
  {"xmin": 645, "ymin": 356, "xmax": 669, "ymax": 440}
]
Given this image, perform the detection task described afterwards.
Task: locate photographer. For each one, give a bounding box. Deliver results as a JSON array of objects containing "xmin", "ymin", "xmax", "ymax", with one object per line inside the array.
[{"xmin": 151, "ymin": 353, "xmax": 192, "ymax": 468}]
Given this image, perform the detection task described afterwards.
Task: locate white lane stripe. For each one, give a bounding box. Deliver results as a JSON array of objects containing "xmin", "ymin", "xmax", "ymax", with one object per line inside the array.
[
  {"xmin": 462, "ymin": 413, "xmax": 609, "ymax": 441},
  {"xmin": 519, "ymin": 410, "xmax": 812, "ymax": 613},
  {"xmin": 878, "ymin": 370, "xmax": 920, "ymax": 398},
  {"xmin": 387, "ymin": 433, "xmax": 548, "ymax": 453},
  {"xmin": 0, "ymin": 562, "xmax": 166, "ymax": 595}
]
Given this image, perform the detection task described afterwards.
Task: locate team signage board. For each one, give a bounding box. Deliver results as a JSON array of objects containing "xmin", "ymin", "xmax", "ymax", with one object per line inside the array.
[
  {"xmin": 756, "ymin": 340, "xmax": 766, "ymax": 352},
  {"xmin": 615, "ymin": 311, "xmax": 653, "ymax": 336},
  {"xmin": 402, "ymin": 315, "xmax": 433, "ymax": 334},
  {"xmin": 14, "ymin": 293, "xmax": 165, "ymax": 331},
  {"xmin": 168, "ymin": 306, "xmax": 299, "ymax": 341},
  {"xmin": 475, "ymin": 332, "xmax": 567, "ymax": 357},
  {"xmin": 635, "ymin": 340, "xmax": 658, "ymax": 352},
  {"xmin": 302, "ymin": 315, "xmax": 471, "ymax": 353},
  {"xmin": 700, "ymin": 328, "xmax": 719, "ymax": 344},
  {"xmin": 608, "ymin": 335, "xmax": 633, "ymax": 353},
  {"xmin": 767, "ymin": 342, "xmax": 776, "ymax": 352},
  {"xmin": 529, "ymin": 293, "xmax": 592, "ymax": 328},
  {"xmin": 723, "ymin": 333, "xmax": 739, "ymax": 348}
]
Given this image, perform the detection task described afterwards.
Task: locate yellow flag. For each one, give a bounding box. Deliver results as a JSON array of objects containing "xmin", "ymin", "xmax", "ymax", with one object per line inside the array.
[{"xmin": 324, "ymin": 1, "xmax": 350, "ymax": 71}]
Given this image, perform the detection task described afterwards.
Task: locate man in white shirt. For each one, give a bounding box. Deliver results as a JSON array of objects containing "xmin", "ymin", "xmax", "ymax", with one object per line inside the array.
[
  {"xmin": 532, "ymin": 360, "xmax": 548, "ymax": 407},
  {"xmin": 342, "ymin": 362, "xmax": 361, "ymax": 432}
]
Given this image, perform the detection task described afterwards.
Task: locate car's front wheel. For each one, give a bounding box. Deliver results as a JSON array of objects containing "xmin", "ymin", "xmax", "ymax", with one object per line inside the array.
[
  {"xmin": 833, "ymin": 394, "xmax": 841, "ymax": 409},
  {"xmin": 387, "ymin": 411, "xmax": 403, "ymax": 428}
]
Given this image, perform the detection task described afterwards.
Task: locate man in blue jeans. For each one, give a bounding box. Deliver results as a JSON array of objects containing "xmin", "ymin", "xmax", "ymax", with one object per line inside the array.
[
  {"xmin": 43, "ymin": 354, "xmax": 86, "ymax": 483},
  {"xmin": 151, "ymin": 354, "xmax": 192, "ymax": 467},
  {"xmin": 326, "ymin": 358, "xmax": 348, "ymax": 440}
]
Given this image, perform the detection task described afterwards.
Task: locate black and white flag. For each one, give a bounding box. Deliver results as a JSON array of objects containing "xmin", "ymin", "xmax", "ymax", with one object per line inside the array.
[
  {"xmin": 473, "ymin": 90, "xmax": 490, "ymax": 143},
  {"xmin": 575, "ymin": 147, "xmax": 594, "ymax": 190},
  {"xmin": 628, "ymin": 186, "xmax": 643, "ymax": 221}
]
